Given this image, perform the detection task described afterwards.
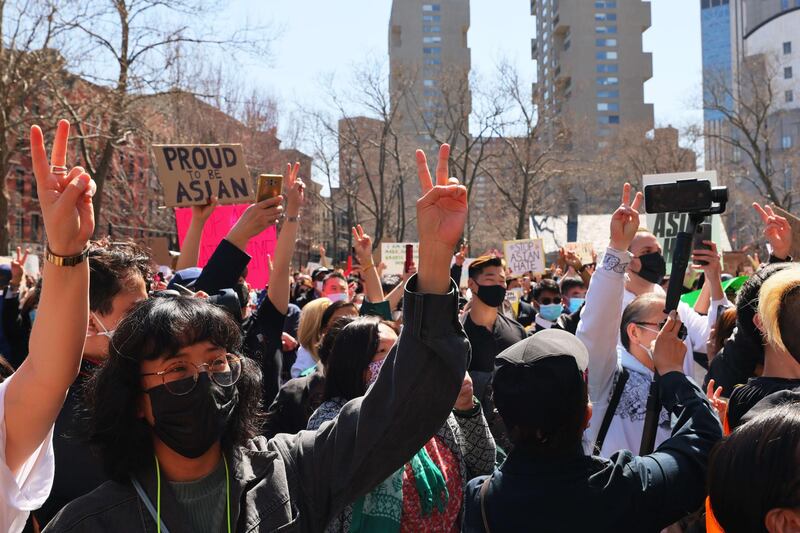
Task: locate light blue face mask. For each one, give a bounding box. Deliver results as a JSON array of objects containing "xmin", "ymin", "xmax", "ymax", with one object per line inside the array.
[
  {"xmin": 539, "ymin": 303, "xmax": 563, "ymax": 322},
  {"xmin": 567, "ymin": 297, "xmax": 585, "ymax": 314}
]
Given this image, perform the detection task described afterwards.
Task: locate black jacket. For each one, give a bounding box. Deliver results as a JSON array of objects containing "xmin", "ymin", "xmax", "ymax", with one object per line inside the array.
[
  {"xmin": 464, "ymin": 372, "xmax": 723, "ymax": 533},
  {"xmin": 516, "ymin": 300, "xmax": 534, "ymax": 328},
  {"xmin": 263, "ymin": 368, "xmax": 326, "ymax": 439},
  {"xmin": 45, "ymin": 277, "xmax": 470, "ymax": 533},
  {"xmin": 1, "ymin": 289, "xmax": 31, "ymax": 368}
]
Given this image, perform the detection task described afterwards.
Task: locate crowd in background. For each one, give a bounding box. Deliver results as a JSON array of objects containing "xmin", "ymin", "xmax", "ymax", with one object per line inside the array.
[{"xmin": 0, "ymin": 119, "xmax": 797, "ymax": 533}]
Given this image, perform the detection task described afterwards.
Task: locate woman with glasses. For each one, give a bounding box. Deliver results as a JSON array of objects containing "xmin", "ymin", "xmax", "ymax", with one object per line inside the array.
[{"xmin": 44, "ymin": 144, "xmax": 471, "ymax": 533}]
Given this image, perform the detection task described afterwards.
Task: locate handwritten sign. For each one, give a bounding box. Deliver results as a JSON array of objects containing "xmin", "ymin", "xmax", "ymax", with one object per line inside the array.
[
  {"xmin": 564, "ymin": 242, "xmax": 594, "ymax": 265},
  {"xmin": 380, "ymin": 242, "xmax": 419, "ymax": 278},
  {"xmin": 503, "ymin": 239, "xmax": 546, "ymax": 275},
  {"xmin": 175, "ymin": 204, "xmax": 276, "ymax": 289},
  {"xmin": 153, "ymin": 144, "xmax": 254, "ymax": 207},
  {"xmin": 643, "ymin": 171, "xmax": 725, "ymax": 275}
]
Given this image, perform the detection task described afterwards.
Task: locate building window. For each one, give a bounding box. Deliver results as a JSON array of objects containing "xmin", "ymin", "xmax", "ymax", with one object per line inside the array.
[
  {"xmin": 595, "ymin": 13, "xmax": 617, "ymax": 21},
  {"xmin": 596, "ymin": 51, "xmax": 618, "ymax": 60},
  {"xmin": 15, "ymin": 168, "xmax": 24, "ymax": 194},
  {"xmin": 594, "ymin": 1, "xmax": 617, "ymax": 7},
  {"xmin": 597, "ymin": 90, "xmax": 619, "ymax": 98},
  {"xmin": 564, "ymin": 37, "xmax": 571, "ymax": 50},
  {"xmin": 787, "ymin": 90, "xmax": 794, "ymax": 103},
  {"xmin": 423, "ymin": 25, "xmax": 441, "ymax": 32},
  {"xmin": 785, "ymin": 66, "xmax": 793, "ymax": 79},
  {"xmin": 422, "ymin": 4, "xmax": 440, "ymax": 12},
  {"xmin": 424, "ymin": 58, "xmax": 441, "ymax": 65},
  {"xmin": 422, "ymin": 15, "xmax": 441, "ymax": 22},
  {"xmin": 781, "ymin": 0, "xmax": 789, "ymax": 9},
  {"xmin": 597, "ymin": 64, "xmax": 618, "ymax": 72},
  {"xmin": 423, "ymin": 89, "xmax": 441, "ymax": 97},
  {"xmin": 423, "ymin": 47, "xmax": 441, "ymax": 55},
  {"xmin": 30, "ymin": 213, "xmax": 40, "ymax": 241},
  {"xmin": 597, "ymin": 128, "xmax": 611, "ymax": 136},
  {"xmin": 783, "ymin": 135, "xmax": 794, "ymax": 150},
  {"xmin": 597, "ymin": 76, "xmax": 619, "ymax": 85},
  {"xmin": 595, "ymin": 26, "xmax": 617, "ymax": 34},
  {"xmin": 423, "ymin": 36, "xmax": 441, "ymax": 44},
  {"xmin": 598, "ymin": 115, "xmax": 620, "ymax": 124},
  {"xmin": 597, "ymin": 102, "xmax": 620, "ymax": 111},
  {"xmin": 596, "ymin": 38, "xmax": 617, "ymax": 47},
  {"xmin": 15, "ymin": 217, "xmax": 23, "ymax": 239},
  {"xmin": 784, "ymin": 42, "xmax": 792, "ymax": 55},
  {"xmin": 423, "ymin": 79, "xmax": 436, "ymax": 87}
]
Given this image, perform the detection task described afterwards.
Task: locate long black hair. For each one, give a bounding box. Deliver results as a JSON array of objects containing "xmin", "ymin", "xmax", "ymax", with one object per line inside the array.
[
  {"xmin": 322, "ymin": 316, "xmax": 382, "ymax": 401},
  {"xmin": 85, "ymin": 297, "xmax": 264, "ymax": 482}
]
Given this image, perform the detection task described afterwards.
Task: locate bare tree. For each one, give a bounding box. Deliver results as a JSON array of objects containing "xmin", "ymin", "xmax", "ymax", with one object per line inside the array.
[
  {"xmin": 51, "ymin": 0, "xmax": 269, "ymax": 231},
  {"xmin": 702, "ymin": 55, "xmax": 800, "ymax": 210}
]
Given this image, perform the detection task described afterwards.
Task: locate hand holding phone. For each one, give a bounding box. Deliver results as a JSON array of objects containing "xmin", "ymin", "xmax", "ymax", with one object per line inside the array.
[{"xmin": 256, "ymin": 174, "xmax": 283, "ymax": 203}]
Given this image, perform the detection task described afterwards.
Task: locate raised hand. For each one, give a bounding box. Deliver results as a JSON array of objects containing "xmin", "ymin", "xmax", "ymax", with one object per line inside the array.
[
  {"xmin": 454, "ymin": 372, "xmax": 475, "ymax": 411},
  {"xmin": 454, "ymin": 242, "xmax": 469, "ymax": 266},
  {"xmin": 415, "ymin": 144, "xmax": 468, "ymax": 294},
  {"xmin": 225, "ymin": 196, "xmax": 284, "ymax": 251},
  {"xmin": 753, "ymin": 203, "xmax": 792, "ymax": 260},
  {"xmin": 191, "ymin": 196, "xmax": 218, "ymax": 224},
  {"xmin": 352, "ymin": 224, "xmax": 373, "ymax": 263},
  {"xmin": 653, "ymin": 311, "xmax": 687, "ymax": 375},
  {"xmin": 285, "ymin": 162, "xmax": 305, "ymax": 216},
  {"xmin": 609, "ymin": 183, "xmax": 643, "ymax": 252},
  {"xmin": 10, "ymin": 246, "xmax": 29, "ymax": 288},
  {"xmin": 30, "ymin": 119, "xmax": 96, "ymax": 256}
]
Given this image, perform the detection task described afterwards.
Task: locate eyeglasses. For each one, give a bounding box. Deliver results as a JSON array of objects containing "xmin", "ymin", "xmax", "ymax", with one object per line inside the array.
[
  {"xmin": 539, "ymin": 296, "xmax": 562, "ymax": 305},
  {"xmin": 635, "ymin": 321, "xmax": 689, "ymax": 341},
  {"xmin": 141, "ymin": 353, "xmax": 242, "ymax": 396}
]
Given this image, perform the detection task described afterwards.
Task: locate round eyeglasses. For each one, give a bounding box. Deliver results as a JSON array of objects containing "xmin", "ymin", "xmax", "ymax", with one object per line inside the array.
[{"xmin": 141, "ymin": 353, "xmax": 242, "ymax": 396}]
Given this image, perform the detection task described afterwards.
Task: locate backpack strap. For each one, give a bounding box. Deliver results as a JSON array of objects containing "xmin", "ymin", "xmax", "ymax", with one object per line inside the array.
[
  {"xmin": 131, "ymin": 476, "xmax": 171, "ymax": 533},
  {"xmin": 479, "ymin": 474, "xmax": 493, "ymax": 533},
  {"xmin": 594, "ymin": 367, "xmax": 629, "ymax": 454}
]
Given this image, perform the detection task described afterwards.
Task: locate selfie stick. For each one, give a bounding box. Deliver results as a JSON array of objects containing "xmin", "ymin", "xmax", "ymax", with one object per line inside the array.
[{"xmin": 639, "ymin": 213, "xmax": 704, "ymax": 455}]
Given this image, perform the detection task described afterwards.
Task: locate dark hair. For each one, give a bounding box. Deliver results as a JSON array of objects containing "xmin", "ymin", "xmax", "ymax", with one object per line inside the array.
[
  {"xmin": 317, "ymin": 315, "xmax": 357, "ymax": 367},
  {"xmin": 85, "ymin": 297, "xmax": 264, "ymax": 482},
  {"xmin": 559, "ymin": 276, "xmax": 585, "ymax": 294},
  {"xmin": 494, "ymin": 356, "xmax": 588, "ymax": 456},
  {"xmin": 709, "ymin": 307, "xmax": 737, "ymax": 356},
  {"xmin": 708, "ymin": 403, "xmax": 800, "ymax": 533},
  {"xmin": 532, "ymin": 278, "xmax": 560, "ymax": 300},
  {"xmin": 321, "ymin": 301, "xmax": 358, "ymax": 332},
  {"xmin": 0, "ymin": 355, "xmax": 13, "ymax": 381},
  {"xmin": 323, "ymin": 272, "xmax": 346, "ymax": 286},
  {"xmin": 323, "ymin": 316, "xmax": 382, "ymax": 401},
  {"xmin": 620, "ymin": 293, "xmax": 664, "ymax": 351},
  {"xmin": 736, "ymin": 263, "xmax": 792, "ymax": 345},
  {"xmin": 88, "ymin": 240, "xmax": 153, "ymax": 314},
  {"xmin": 468, "ymin": 256, "xmax": 504, "ymax": 280}
]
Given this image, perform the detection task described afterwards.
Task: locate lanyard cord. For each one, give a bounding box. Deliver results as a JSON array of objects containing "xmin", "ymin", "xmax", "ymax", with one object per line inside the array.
[{"xmin": 154, "ymin": 454, "xmax": 232, "ymax": 533}]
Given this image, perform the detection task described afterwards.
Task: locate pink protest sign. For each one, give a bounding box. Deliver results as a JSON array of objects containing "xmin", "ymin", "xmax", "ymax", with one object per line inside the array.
[{"xmin": 175, "ymin": 204, "xmax": 276, "ymax": 289}]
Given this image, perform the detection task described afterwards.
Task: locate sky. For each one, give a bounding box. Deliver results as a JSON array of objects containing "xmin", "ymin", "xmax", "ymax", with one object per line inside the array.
[{"xmin": 220, "ymin": 0, "xmax": 704, "ymax": 167}]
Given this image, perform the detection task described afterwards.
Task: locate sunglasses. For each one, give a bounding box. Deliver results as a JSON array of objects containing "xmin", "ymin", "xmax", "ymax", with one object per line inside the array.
[
  {"xmin": 539, "ymin": 296, "xmax": 562, "ymax": 305},
  {"xmin": 635, "ymin": 321, "xmax": 689, "ymax": 341}
]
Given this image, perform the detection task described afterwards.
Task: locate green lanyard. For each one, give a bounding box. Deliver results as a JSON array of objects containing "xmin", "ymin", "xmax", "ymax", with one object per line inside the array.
[{"xmin": 154, "ymin": 454, "xmax": 232, "ymax": 533}]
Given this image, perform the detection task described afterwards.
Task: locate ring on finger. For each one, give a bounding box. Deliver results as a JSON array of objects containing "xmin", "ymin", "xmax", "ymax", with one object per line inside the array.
[{"xmin": 51, "ymin": 165, "xmax": 68, "ymax": 175}]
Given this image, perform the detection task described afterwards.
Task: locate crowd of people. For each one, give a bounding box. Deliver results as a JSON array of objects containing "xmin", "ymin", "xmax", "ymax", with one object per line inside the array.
[{"xmin": 0, "ymin": 118, "xmax": 797, "ymax": 533}]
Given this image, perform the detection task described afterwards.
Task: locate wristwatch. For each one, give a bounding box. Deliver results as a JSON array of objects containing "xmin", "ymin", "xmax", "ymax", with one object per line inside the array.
[{"xmin": 45, "ymin": 245, "xmax": 90, "ymax": 267}]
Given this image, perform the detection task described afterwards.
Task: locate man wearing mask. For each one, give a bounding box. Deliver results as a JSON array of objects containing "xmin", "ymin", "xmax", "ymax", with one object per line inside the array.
[
  {"xmin": 560, "ymin": 277, "xmax": 587, "ymax": 315},
  {"xmin": 321, "ymin": 271, "xmax": 349, "ymax": 302},
  {"xmin": 463, "ymin": 256, "xmax": 527, "ymax": 413},
  {"xmin": 531, "ymin": 278, "xmax": 563, "ymax": 332}
]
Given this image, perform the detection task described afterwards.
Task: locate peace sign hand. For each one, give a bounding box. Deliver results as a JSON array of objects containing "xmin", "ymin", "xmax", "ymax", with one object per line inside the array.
[
  {"xmin": 10, "ymin": 247, "xmax": 29, "ymax": 287},
  {"xmin": 415, "ymin": 144, "xmax": 468, "ymax": 250},
  {"xmin": 454, "ymin": 243, "xmax": 469, "ymax": 266},
  {"xmin": 285, "ymin": 162, "xmax": 305, "ymax": 216},
  {"xmin": 30, "ymin": 120, "xmax": 96, "ymax": 257},
  {"xmin": 609, "ymin": 183, "xmax": 643, "ymax": 252},
  {"xmin": 352, "ymin": 225, "xmax": 373, "ymax": 264},
  {"xmin": 753, "ymin": 203, "xmax": 792, "ymax": 260}
]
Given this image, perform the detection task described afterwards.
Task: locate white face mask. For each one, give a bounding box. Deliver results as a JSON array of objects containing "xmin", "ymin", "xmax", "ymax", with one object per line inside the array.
[
  {"xmin": 326, "ymin": 292, "xmax": 348, "ymax": 303},
  {"xmin": 88, "ymin": 312, "xmax": 115, "ymax": 338},
  {"xmin": 637, "ymin": 342, "xmax": 654, "ymax": 361},
  {"xmin": 315, "ymin": 281, "xmax": 324, "ymax": 293}
]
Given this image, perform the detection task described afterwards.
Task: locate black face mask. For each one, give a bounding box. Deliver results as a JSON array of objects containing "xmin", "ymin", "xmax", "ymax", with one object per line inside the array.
[
  {"xmin": 147, "ymin": 373, "xmax": 238, "ymax": 458},
  {"xmin": 636, "ymin": 252, "xmax": 667, "ymax": 284},
  {"xmin": 475, "ymin": 284, "xmax": 507, "ymax": 308}
]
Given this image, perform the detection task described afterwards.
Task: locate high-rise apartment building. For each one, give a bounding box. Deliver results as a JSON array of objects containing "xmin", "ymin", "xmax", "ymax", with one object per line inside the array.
[
  {"xmin": 389, "ymin": 0, "xmax": 471, "ymax": 140},
  {"xmin": 531, "ymin": 0, "xmax": 654, "ymax": 147}
]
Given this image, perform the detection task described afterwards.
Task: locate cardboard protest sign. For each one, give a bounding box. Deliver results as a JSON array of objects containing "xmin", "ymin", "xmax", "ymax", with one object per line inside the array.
[
  {"xmin": 175, "ymin": 204, "xmax": 276, "ymax": 289},
  {"xmin": 564, "ymin": 242, "xmax": 594, "ymax": 265},
  {"xmin": 503, "ymin": 239, "xmax": 546, "ymax": 275},
  {"xmin": 153, "ymin": 144, "xmax": 254, "ymax": 207},
  {"xmin": 642, "ymin": 171, "xmax": 726, "ymax": 275},
  {"xmin": 380, "ymin": 242, "xmax": 419, "ymax": 278}
]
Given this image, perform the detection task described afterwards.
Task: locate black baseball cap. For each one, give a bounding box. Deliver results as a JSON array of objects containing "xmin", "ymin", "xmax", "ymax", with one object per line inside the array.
[
  {"xmin": 492, "ymin": 329, "xmax": 589, "ymax": 430},
  {"xmin": 312, "ymin": 267, "xmax": 331, "ymax": 281}
]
